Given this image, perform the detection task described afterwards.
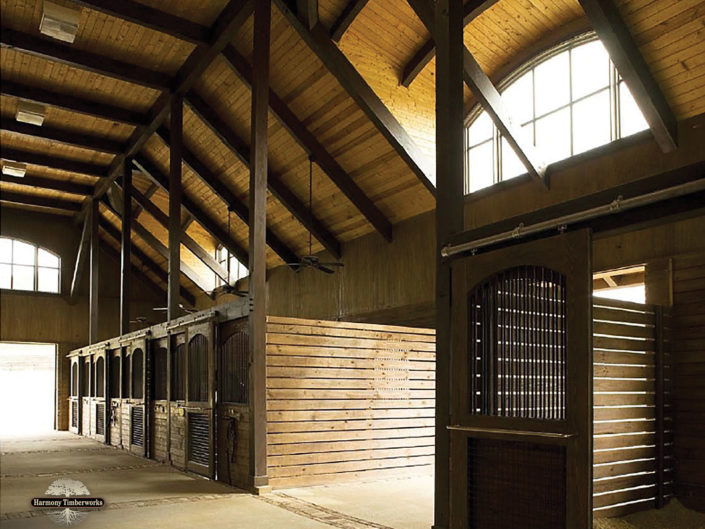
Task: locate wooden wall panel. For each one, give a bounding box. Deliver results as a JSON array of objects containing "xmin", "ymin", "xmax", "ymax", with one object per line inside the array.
[
  {"xmin": 671, "ymin": 251, "xmax": 705, "ymax": 510},
  {"xmin": 265, "ymin": 316, "xmax": 435, "ymax": 489},
  {"xmin": 152, "ymin": 401, "xmax": 169, "ymax": 462},
  {"xmin": 592, "ymin": 298, "xmax": 674, "ymax": 518}
]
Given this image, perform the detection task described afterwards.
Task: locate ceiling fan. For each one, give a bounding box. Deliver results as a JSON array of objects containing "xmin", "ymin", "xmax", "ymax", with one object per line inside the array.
[
  {"xmin": 129, "ymin": 316, "xmax": 155, "ymax": 326},
  {"xmin": 153, "ymin": 303, "xmax": 196, "ymax": 314},
  {"xmin": 287, "ymin": 157, "xmax": 344, "ymax": 274}
]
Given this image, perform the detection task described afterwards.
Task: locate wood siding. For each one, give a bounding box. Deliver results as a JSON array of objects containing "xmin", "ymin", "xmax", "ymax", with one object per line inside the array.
[
  {"xmin": 593, "ymin": 298, "xmax": 673, "ymax": 518},
  {"xmin": 671, "ymin": 251, "xmax": 705, "ymax": 509},
  {"xmin": 265, "ymin": 316, "xmax": 436, "ymax": 489}
]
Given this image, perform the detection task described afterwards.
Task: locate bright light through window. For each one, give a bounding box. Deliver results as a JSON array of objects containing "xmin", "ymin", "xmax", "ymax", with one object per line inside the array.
[
  {"xmin": 214, "ymin": 246, "xmax": 248, "ymax": 290},
  {"xmin": 464, "ymin": 35, "xmax": 650, "ymax": 194},
  {"xmin": 0, "ymin": 238, "xmax": 60, "ymax": 293},
  {"xmin": 594, "ymin": 285, "xmax": 645, "ymax": 304}
]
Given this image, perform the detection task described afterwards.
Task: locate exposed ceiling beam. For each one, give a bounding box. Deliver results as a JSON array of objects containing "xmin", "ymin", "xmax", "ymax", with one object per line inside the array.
[
  {"xmin": 0, "ymin": 27, "xmax": 171, "ymax": 90},
  {"xmin": 330, "ymin": 0, "xmax": 369, "ymax": 42},
  {"xmin": 99, "ymin": 217, "xmax": 196, "ymax": 306},
  {"xmin": 401, "ymin": 0, "xmax": 498, "ymax": 88},
  {"xmin": 222, "ymin": 46, "xmax": 392, "ymax": 242},
  {"xmin": 119, "ymin": 181, "xmax": 230, "ymax": 283},
  {"xmin": 407, "ymin": 0, "xmax": 547, "ymax": 186},
  {"xmin": 70, "ymin": 213, "xmax": 91, "ymax": 300},
  {"xmin": 1, "ymin": 118, "xmax": 125, "ymax": 154},
  {"xmin": 83, "ymin": 0, "xmax": 255, "ymax": 221},
  {"xmin": 275, "ymin": 0, "xmax": 436, "ymax": 195},
  {"xmin": 0, "ymin": 146, "xmax": 109, "ymax": 177},
  {"xmin": 133, "ymin": 154, "xmax": 252, "ymax": 267},
  {"xmin": 184, "ymin": 93, "xmax": 343, "ymax": 257},
  {"xmin": 154, "ymin": 123, "xmax": 301, "ymax": 263},
  {"xmin": 297, "ymin": 0, "xmax": 319, "ymax": 29},
  {"xmin": 0, "ymin": 190, "xmax": 82, "ymax": 212},
  {"xmin": 70, "ymin": 0, "xmax": 210, "ymax": 45},
  {"xmin": 0, "ymin": 80, "xmax": 145, "ymax": 126},
  {"xmin": 101, "ymin": 196, "xmax": 212, "ymax": 294},
  {"xmin": 0, "ymin": 174, "xmax": 93, "ymax": 196},
  {"xmin": 578, "ymin": 0, "xmax": 677, "ymax": 152}
]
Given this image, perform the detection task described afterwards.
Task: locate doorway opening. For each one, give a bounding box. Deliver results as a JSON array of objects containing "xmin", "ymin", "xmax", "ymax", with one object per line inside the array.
[
  {"xmin": 594, "ymin": 265, "xmax": 646, "ymax": 303},
  {"xmin": 0, "ymin": 342, "xmax": 56, "ymax": 437}
]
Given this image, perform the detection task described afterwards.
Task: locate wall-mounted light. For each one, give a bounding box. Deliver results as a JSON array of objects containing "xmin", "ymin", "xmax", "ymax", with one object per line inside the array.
[
  {"xmin": 16, "ymin": 100, "xmax": 46, "ymax": 126},
  {"xmin": 40, "ymin": 1, "xmax": 80, "ymax": 43},
  {"xmin": 1, "ymin": 161, "xmax": 27, "ymax": 178}
]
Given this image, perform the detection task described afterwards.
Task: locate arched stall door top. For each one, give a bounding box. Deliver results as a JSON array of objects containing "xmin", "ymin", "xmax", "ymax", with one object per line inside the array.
[
  {"xmin": 131, "ymin": 348, "xmax": 144, "ymax": 400},
  {"xmin": 467, "ymin": 265, "xmax": 567, "ymax": 421},
  {"xmin": 95, "ymin": 356, "xmax": 105, "ymax": 398},
  {"xmin": 171, "ymin": 340, "xmax": 186, "ymax": 402},
  {"xmin": 71, "ymin": 361, "xmax": 79, "ymax": 397},
  {"xmin": 221, "ymin": 329, "xmax": 249, "ymax": 404},
  {"xmin": 188, "ymin": 334, "xmax": 209, "ymax": 403}
]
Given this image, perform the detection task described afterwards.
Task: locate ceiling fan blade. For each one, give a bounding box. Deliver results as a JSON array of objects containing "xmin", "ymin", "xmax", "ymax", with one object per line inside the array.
[
  {"xmin": 316, "ymin": 264, "xmax": 336, "ymax": 274},
  {"xmin": 318, "ymin": 262, "xmax": 344, "ymax": 267}
]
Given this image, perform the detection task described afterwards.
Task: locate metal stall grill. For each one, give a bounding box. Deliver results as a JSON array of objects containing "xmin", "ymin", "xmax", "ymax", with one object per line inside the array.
[
  {"xmin": 467, "ymin": 266, "xmax": 567, "ymax": 419},
  {"xmin": 131, "ymin": 406, "xmax": 144, "ymax": 446},
  {"xmin": 96, "ymin": 403, "xmax": 105, "ymax": 435},
  {"xmin": 71, "ymin": 400, "xmax": 78, "ymax": 428},
  {"xmin": 467, "ymin": 438, "xmax": 566, "ymax": 529},
  {"xmin": 188, "ymin": 412, "xmax": 210, "ymax": 467}
]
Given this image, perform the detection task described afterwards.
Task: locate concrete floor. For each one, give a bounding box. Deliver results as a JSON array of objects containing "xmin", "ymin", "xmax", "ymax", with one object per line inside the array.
[{"xmin": 0, "ymin": 432, "xmax": 433, "ymax": 529}]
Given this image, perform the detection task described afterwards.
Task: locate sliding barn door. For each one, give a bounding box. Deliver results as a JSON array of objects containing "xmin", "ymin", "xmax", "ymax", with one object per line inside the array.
[
  {"xmin": 185, "ymin": 321, "xmax": 216, "ymax": 478},
  {"xmin": 449, "ymin": 230, "xmax": 592, "ymax": 529}
]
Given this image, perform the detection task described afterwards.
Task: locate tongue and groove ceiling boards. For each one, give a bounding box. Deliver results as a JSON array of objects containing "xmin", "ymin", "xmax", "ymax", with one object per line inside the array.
[{"xmin": 1, "ymin": 0, "xmax": 704, "ymax": 301}]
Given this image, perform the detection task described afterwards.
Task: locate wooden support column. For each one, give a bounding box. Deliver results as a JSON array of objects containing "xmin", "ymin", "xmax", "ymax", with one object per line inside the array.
[
  {"xmin": 120, "ymin": 159, "xmax": 132, "ymax": 334},
  {"xmin": 434, "ymin": 1, "xmax": 465, "ymax": 528},
  {"xmin": 249, "ymin": 0, "xmax": 271, "ymax": 494},
  {"xmin": 104, "ymin": 349, "xmax": 111, "ymax": 445},
  {"xmin": 89, "ymin": 198, "xmax": 100, "ymax": 344},
  {"xmin": 168, "ymin": 97, "xmax": 183, "ymax": 321}
]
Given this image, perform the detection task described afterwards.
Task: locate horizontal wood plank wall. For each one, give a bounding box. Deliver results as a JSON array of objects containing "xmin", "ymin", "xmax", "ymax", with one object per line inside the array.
[
  {"xmin": 265, "ymin": 316, "xmax": 436, "ymax": 489},
  {"xmin": 671, "ymin": 251, "xmax": 705, "ymax": 510},
  {"xmin": 593, "ymin": 298, "xmax": 673, "ymax": 518}
]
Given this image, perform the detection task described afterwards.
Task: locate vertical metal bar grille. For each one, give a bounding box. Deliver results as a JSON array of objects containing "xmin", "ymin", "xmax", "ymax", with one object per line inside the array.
[
  {"xmin": 221, "ymin": 331, "xmax": 249, "ymax": 404},
  {"xmin": 188, "ymin": 334, "xmax": 208, "ymax": 402},
  {"xmin": 171, "ymin": 343, "xmax": 185, "ymax": 400},
  {"xmin": 131, "ymin": 405, "xmax": 144, "ymax": 446},
  {"xmin": 468, "ymin": 266, "xmax": 566, "ymax": 419},
  {"xmin": 96, "ymin": 403, "xmax": 105, "ymax": 435},
  {"xmin": 71, "ymin": 400, "xmax": 78, "ymax": 428},
  {"xmin": 188, "ymin": 412, "xmax": 210, "ymax": 467}
]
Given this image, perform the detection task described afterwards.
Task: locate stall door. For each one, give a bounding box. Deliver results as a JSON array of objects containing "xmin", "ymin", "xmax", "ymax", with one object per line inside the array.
[
  {"xmin": 449, "ymin": 230, "xmax": 592, "ymax": 529},
  {"xmin": 185, "ymin": 322, "xmax": 215, "ymax": 477},
  {"xmin": 128, "ymin": 339, "xmax": 148, "ymax": 456}
]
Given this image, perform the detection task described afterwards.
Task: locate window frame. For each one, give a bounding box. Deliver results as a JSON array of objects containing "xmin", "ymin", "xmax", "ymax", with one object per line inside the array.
[
  {"xmin": 214, "ymin": 244, "xmax": 248, "ymax": 289},
  {"xmin": 0, "ymin": 237, "xmax": 61, "ymax": 294},
  {"xmin": 463, "ymin": 31, "xmax": 646, "ymax": 195}
]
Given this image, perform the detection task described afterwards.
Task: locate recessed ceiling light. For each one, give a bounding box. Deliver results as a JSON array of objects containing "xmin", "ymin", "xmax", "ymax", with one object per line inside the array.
[
  {"xmin": 2, "ymin": 161, "xmax": 27, "ymax": 178},
  {"xmin": 16, "ymin": 100, "xmax": 46, "ymax": 126},
  {"xmin": 40, "ymin": 1, "xmax": 80, "ymax": 44}
]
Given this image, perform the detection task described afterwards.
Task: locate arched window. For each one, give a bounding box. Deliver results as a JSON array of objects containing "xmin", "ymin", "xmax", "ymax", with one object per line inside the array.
[
  {"xmin": 0, "ymin": 237, "xmax": 60, "ymax": 293},
  {"xmin": 465, "ymin": 33, "xmax": 649, "ymax": 194}
]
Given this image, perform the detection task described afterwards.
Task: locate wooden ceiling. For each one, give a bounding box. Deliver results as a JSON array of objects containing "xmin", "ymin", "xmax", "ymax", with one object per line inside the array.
[{"xmin": 1, "ymin": 0, "xmax": 703, "ymax": 302}]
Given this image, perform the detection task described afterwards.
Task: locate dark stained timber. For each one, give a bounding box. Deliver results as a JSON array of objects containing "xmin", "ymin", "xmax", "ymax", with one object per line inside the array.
[
  {"xmin": 0, "ymin": 118, "xmax": 125, "ymax": 154},
  {"xmin": 0, "ymin": 191, "xmax": 81, "ymax": 212},
  {"xmin": 330, "ymin": 0, "xmax": 369, "ymax": 42},
  {"xmin": 0, "ymin": 147, "xmax": 109, "ymax": 177},
  {"xmin": 0, "ymin": 174, "xmax": 93, "ymax": 196}
]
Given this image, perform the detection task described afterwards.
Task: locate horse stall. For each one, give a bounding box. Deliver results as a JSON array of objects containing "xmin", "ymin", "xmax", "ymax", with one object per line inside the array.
[{"xmin": 66, "ymin": 285, "xmax": 678, "ymax": 526}]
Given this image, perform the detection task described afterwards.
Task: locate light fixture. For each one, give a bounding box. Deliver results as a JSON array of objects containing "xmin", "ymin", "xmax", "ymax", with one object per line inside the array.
[
  {"xmin": 2, "ymin": 161, "xmax": 27, "ymax": 178},
  {"xmin": 16, "ymin": 100, "xmax": 46, "ymax": 126},
  {"xmin": 40, "ymin": 1, "xmax": 80, "ymax": 43}
]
